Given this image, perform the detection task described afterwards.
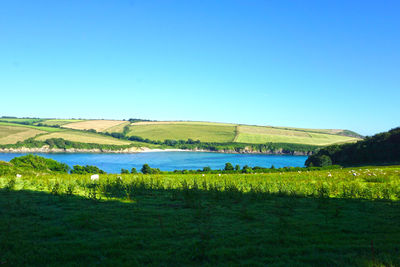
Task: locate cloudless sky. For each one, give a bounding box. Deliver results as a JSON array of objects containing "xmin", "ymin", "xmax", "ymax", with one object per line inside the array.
[{"xmin": 1, "ymin": 0, "xmax": 399, "ymax": 135}]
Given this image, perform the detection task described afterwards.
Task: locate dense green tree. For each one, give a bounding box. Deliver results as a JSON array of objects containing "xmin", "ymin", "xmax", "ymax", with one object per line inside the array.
[
  {"xmin": 202, "ymin": 166, "xmax": 211, "ymax": 172},
  {"xmin": 141, "ymin": 164, "xmax": 152, "ymax": 174},
  {"xmin": 121, "ymin": 168, "xmax": 129, "ymax": 174},
  {"xmin": 71, "ymin": 165, "xmax": 105, "ymax": 174},
  {"xmin": 305, "ymin": 127, "xmax": 400, "ymax": 167},
  {"xmin": 131, "ymin": 167, "xmax": 137, "ymax": 174},
  {"xmin": 224, "ymin": 162, "xmax": 234, "ymax": 171}
]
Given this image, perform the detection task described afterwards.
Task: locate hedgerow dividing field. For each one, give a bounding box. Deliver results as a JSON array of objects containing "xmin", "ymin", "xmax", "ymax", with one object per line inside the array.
[{"xmin": 0, "ymin": 167, "xmax": 399, "ymax": 266}]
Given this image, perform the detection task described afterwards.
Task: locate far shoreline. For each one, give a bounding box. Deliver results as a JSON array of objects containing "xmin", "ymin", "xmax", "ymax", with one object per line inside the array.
[{"xmin": 0, "ymin": 147, "xmax": 311, "ymax": 156}]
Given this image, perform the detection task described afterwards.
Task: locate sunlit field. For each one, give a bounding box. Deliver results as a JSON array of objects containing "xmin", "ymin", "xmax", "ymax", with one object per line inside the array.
[{"xmin": 1, "ymin": 167, "xmax": 399, "ymax": 266}]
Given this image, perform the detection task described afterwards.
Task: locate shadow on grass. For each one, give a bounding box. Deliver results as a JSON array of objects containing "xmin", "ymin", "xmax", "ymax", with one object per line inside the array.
[{"xmin": 0, "ymin": 187, "xmax": 399, "ymax": 266}]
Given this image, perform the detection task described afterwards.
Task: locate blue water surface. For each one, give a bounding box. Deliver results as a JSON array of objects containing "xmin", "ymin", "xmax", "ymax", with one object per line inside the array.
[{"xmin": 0, "ymin": 152, "xmax": 307, "ymax": 173}]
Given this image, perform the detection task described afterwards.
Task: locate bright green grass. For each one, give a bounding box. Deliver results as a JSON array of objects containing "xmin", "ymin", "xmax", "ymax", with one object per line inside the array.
[
  {"xmin": 0, "ymin": 167, "xmax": 399, "ymax": 266},
  {"xmin": 235, "ymin": 125, "xmax": 359, "ymax": 145},
  {"xmin": 127, "ymin": 123, "xmax": 237, "ymax": 142}
]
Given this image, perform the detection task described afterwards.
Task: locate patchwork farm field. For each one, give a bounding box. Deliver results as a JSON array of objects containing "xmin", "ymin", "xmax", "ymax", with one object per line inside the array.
[
  {"xmin": 0, "ymin": 125, "xmax": 45, "ymax": 144},
  {"xmin": 127, "ymin": 123, "xmax": 237, "ymax": 142},
  {"xmin": 63, "ymin": 120, "xmax": 126, "ymax": 132},
  {"xmin": 39, "ymin": 119, "xmax": 84, "ymax": 126},
  {"xmin": 0, "ymin": 119, "xmax": 361, "ymax": 149},
  {"xmin": 1, "ymin": 166, "xmax": 399, "ymax": 266},
  {"xmin": 105, "ymin": 121, "xmax": 130, "ymax": 133},
  {"xmin": 235, "ymin": 125, "xmax": 360, "ymax": 145},
  {"xmin": 35, "ymin": 130, "xmax": 133, "ymax": 145},
  {"xmin": 125, "ymin": 121, "xmax": 360, "ymax": 145}
]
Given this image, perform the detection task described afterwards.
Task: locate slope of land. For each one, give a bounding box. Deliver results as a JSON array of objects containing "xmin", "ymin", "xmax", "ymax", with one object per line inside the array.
[
  {"xmin": 0, "ymin": 118, "xmax": 363, "ymax": 153},
  {"xmin": 235, "ymin": 125, "xmax": 359, "ymax": 145},
  {"xmin": 306, "ymin": 127, "xmax": 400, "ymax": 167},
  {"xmin": 63, "ymin": 119, "xmax": 126, "ymax": 132},
  {"xmin": 123, "ymin": 121, "xmax": 360, "ymax": 146},
  {"xmin": 127, "ymin": 123, "xmax": 237, "ymax": 142},
  {"xmin": 35, "ymin": 130, "xmax": 132, "ymax": 145},
  {"xmin": 0, "ymin": 124, "xmax": 45, "ymax": 144}
]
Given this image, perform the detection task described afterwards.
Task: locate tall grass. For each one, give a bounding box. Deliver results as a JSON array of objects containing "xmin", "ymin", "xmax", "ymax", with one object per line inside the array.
[{"xmin": 2, "ymin": 167, "xmax": 399, "ymax": 201}]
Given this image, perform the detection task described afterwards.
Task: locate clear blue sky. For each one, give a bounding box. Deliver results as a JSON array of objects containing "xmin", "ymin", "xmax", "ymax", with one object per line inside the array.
[{"xmin": 1, "ymin": 0, "xmax": 399, "ymax": 136}]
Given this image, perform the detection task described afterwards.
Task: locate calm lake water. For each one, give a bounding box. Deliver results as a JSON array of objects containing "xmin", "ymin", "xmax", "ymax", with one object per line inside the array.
[{"xmin": 0, "ymin": 152, "xmax": 307, "ymax": 173}]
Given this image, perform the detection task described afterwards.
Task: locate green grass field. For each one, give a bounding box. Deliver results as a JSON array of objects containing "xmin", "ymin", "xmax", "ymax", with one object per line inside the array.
[
  {"xmin": 127, "ymin": 123, "xmax": 237, "ymax": 142},
  {"xmin": 235, "ymin": 125, "xmax": 360, "ymax": 145},
  {"xmin": 126, "ymin": 121, "xmax": 360, "ymax": 145},
  {"xmin": 1, "ymin": 167, "xmax": 399, "ymax": 266}
]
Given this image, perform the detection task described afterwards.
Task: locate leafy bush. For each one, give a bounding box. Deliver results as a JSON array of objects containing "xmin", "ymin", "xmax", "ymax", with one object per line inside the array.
[{"xmin": 10, "ymin": 154, "xmax": 69, "ymax": 173}]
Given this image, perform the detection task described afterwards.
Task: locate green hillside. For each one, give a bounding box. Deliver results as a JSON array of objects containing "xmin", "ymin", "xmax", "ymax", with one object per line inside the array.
[
  {"xmin": 122, "ymin": 121, "xmax": 360, "ymax": 146},
  {"xmin": 0, "ymin": 118, "xmax": 362, "ymax": 151}
]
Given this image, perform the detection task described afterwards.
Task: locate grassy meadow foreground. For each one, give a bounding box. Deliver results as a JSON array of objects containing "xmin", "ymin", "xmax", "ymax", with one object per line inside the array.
[{"xmin": 1, "ymin": 166, "xmax": 400, "ymax": 266}]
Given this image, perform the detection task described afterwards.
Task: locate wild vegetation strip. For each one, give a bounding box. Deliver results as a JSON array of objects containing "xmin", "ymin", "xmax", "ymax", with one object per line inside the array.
[
  {"xmin": 0, "ymin": 125, "xmax": 45, "ymax": 144},
  {"xmin": 0, "ymin": 118, "xmax": 42, "ymax": 124},
  {"xmin": 35, "ymin": 130, "xmax": 133, "ymax": 145},
  {"xmin": 0, "ymin": 165, "xmax": 399, "ymax": 266},
  {"xmin": 235, "ymin": 125, "xmax": 359, "ymax": 145},
  {"xmin": 63, "ymin": 120, "xmax": 127, "ymax": 132},
  {"xmin": 127, "ymin": 123, "xmax": 237, "ymax": 142}
]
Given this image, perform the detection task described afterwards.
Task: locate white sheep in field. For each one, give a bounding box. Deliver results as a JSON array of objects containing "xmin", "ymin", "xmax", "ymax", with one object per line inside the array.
[
  {"xmin": 90, "ymin": 174, "xmax": 99, "ymax": 181},
  {"xmin": 16, "ymin": 174, "xmax": 22, "ymax": 178}
]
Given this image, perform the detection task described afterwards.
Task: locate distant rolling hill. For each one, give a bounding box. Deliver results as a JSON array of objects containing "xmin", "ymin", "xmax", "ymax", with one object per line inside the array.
[{"xmin": 0, "ymin": 118, "xmax": 362, "ymax": 150}]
